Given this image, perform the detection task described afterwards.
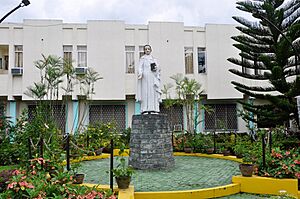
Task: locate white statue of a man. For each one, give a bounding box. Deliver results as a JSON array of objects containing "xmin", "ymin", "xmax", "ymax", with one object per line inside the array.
[{"xmin": 136, "ymin": 45, "xmax": 162, "ymax": 114}]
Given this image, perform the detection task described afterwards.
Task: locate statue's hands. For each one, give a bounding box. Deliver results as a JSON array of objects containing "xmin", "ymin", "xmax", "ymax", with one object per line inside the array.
[{"xmin": 138, "ymin": 74, "xmax": 142, "ymax": 79}]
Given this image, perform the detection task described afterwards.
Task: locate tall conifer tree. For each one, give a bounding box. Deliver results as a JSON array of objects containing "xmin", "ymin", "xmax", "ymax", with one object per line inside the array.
[{"xmin": 229, "ymin": 0, "xmax": 300, "ymax": 128}]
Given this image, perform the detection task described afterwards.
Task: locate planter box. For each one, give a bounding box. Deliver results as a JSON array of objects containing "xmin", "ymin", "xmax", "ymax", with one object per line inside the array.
[{"xmin": 232, "ymin": 175, "xmax": 298, "ymax": 197}]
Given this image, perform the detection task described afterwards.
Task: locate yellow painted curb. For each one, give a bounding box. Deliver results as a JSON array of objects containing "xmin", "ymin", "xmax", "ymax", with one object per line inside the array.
[
  {"xmin": 81, "ymin": 183, "xmax": 118, "ymax": 191},
  {"xmin": 119, "ymin": 186, "xmax": 135, "ymax": 199},
  {"xmin": 113, "ymin": 149, "xmax": 130, "ymax": 156},
  {"xmin": 134, "ymin": 183, "xmax": 240, "ymax": 199},
  {"xmin": 62, "ymin": 154, "xmax": 110, "ymax": 165},
  {"xmin": 232, "ymin": 175, "xmax": 298, "ymax": 198},
  {"xmin": 174, "ymin": 152, "xmax": 243, "ymax": 163}
]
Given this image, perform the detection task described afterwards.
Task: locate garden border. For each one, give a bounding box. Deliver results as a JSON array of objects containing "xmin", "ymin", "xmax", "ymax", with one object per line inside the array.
[{"xmin": 72, "ymin": 150, "xmax": 300, "ymax": 199}]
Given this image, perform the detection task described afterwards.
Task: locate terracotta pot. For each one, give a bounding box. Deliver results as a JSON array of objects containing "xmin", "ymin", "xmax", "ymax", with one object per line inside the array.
[
  {"xmin": 184, "ymin": 147, "xmax": 193, "ymax": 153},
  {"xmin": 95, "ymin": 149, "xmax": 102, "ymax": 156},
  {"xmin": 236, "ymin": 153, "xmax": 243, "ymax": 158},
  {"xmin": 73, "ymin": 174, "xmax": 85, "ymax": 184},
  {"xmin": 206, "ymin": 148, "xmax": 214, "ymax": 154},
  {"xmin": 239, "ymin": 164, "xmax": 254, "ymax": 177},
  {"xmin": 222, "ymin": 150, "xmax": 231, "ymax": 156},
  {"xmin": 116, "ymin": 176, "xmax": 131, "ymax": 189}
]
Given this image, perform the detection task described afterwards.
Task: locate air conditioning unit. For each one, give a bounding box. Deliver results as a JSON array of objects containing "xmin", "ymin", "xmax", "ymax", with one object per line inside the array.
[
  {"xmin": 11, "ymin": 67, "xmax": 23, "ymax": 76},
  {"xmin": 173, "ymin": 124, "xmax": 183, "ymax": 132},
  {"xmin": 75, "ymin": 67, "xmax": 88, "ymax": 75}
]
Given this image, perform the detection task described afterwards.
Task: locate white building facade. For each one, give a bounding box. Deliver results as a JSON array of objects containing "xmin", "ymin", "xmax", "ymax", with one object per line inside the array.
[{"xmin": 0, "ymin": 19, "xmax": 249, "ymax": 133}]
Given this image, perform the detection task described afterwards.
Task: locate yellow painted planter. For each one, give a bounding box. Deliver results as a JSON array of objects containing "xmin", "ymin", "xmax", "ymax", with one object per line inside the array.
[
  {"xmin": 232, "ymin": 175, "xmax": 298, "ymax": 198},
  {"xmin": 134, "ymin": 184, "xmax": 240, "ymax": 199}
]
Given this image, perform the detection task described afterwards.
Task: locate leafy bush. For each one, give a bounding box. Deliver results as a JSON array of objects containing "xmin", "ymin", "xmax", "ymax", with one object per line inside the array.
[
  {"xmin": 257, "ymin": 147, "xmax": 300, "ymax": 179},
  {"xmin": 0, "ymin": 158, "xmax": 117, "ymax": 199}
]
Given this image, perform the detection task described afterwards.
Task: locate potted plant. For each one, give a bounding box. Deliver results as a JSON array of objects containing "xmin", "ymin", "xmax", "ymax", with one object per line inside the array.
[
  {"xmin": 233, "ymin": 142, "xmax": 245, "ymax": 158},
  {"xmin": 112, "ymin": 144, "xmax": 134, "ymax": 189},
  {"xmin": 239, "ymin": 152, "xmax": 255, "ymax": 177},
  {"xmin": 183, "ymin": 133, "xmax": 194, "ymax": 153},
  {"xmin": 71, "ymin": 163, "xmax": 85, "ymax": 184}
]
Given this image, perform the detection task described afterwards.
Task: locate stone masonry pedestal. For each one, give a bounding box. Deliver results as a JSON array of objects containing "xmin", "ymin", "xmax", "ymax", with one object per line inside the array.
[{"xmin": 129, "ymin": 114, "xmax": 175, "ymax": 170}]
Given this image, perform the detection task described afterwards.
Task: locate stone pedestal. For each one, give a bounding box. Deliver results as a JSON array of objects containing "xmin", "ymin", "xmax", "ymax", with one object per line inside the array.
[{"xmin": 129, "ymin": 114, "xmax": 175, "ymax": 170}]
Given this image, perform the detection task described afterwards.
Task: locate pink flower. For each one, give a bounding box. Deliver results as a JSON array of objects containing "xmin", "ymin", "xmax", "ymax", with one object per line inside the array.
[
  {"xmin": 7, "ymin": 182, "xmax": 17, "ymax": 189},
  {"xmin": 19, "ymin": 181, "xmax": 27, "ymax": 187},
  {"xmin": 285, "ymin": 151, "xmax": 290, "ymax": 155},
  {"xmin": 294, "ymin": 160, "xmax": 300, "ymax": 164},
  {"xmin": 108, "ymin": 195, "xmax": 117, "ymax": 199},
  {"xmin": 295, "ymin": 172, "xmax": 300, "ymax": 179},
  {"xmin": 27, "ymin": 183, "xmax": 34, "ymax": 189},
  {"xmin": 275, "ymin": 153, "xmax": 283, "ymax": 158},
  {"xmin": 12, "ymin": 170, "xmax": 21, "ymax": 175}
]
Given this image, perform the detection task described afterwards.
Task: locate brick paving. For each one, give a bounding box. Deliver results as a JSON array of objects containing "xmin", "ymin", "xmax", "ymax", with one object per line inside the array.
[{"xmin": 79, "ymin": 156, "xmax": 241, "ymax": 192}]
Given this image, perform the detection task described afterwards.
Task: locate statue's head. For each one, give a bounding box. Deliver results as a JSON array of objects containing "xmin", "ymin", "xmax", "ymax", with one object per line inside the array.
[{"xmin": 144, "ymin": 45, "xmax": 152, "ymax": 55}]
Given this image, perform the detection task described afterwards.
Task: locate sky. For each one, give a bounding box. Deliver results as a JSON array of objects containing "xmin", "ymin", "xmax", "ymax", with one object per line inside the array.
[{"xmin": 1, "ymin": 0, "xmax": 252, "ymax": 26}]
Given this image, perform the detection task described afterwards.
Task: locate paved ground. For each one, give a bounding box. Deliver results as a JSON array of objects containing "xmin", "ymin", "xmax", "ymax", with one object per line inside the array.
[{"xmin": 79, "ymin": 156, "xmax": 240, "ymax": 192}]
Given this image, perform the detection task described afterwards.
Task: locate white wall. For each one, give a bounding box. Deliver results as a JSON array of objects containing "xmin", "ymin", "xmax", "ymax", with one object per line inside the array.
[
  {"xmin": 87, "ymin": 20, "xmax": 126, "ymax": 100},
  {"xmin": 206, "ymin": 24, "xmax": 243, "ymax": 100}
]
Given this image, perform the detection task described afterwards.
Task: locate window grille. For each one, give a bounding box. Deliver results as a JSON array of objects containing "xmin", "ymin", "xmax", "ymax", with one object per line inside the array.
[
  {"xmin": 28, "ymin": 105, "xmax": 66, "ymax": 132},
  {"xmin": 205, "ymin": 104, "xmax": 237, "ymax": 130},
  {"xmin": 125, "ymin": 46, "xmax": 135, "ymax": 74},
  {"xmin": 160, "ymin": 104, "xmax": 183, "ymax": 131},
  {"xmin": 185, "ymin": 47, "xmax": 193, "ymax": 74},
  {"xmin": 198, "ymin": 47, "xmax": 206, "ymax": 73},
  {"xmin": 77, "ymin": 45, "xmax": 87, "ymax": 67},
  {"xmin": 89, "ymin": 105, "xmax": 126, "ymax": 130},
  {"xmin": 14, "ymin": 45, "xmax": 23, "ymax": 68}
]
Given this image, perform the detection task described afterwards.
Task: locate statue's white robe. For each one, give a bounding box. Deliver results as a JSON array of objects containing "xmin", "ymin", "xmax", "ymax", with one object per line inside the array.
[{"xmin": 136, "ymin": 55, "xmax": 161, "ymax": 113}]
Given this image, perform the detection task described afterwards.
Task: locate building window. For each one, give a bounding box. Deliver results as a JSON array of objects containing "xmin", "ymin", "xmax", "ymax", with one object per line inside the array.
[
  {"xmin": 89, "ymin": 105, "xmax": 126, "ymax": 130},
  {"xmin": 4, "ymin": 56, "xmax": 8, "ymax": 70},
  {"xmin": 28, "ymin": 105, "xmax": 66, "ymax": 133},
  {"xmin": 63, "ymin": 45, "xmax": 72, "ymax": 65},
  {"xmin": 185, "ymin": 47, "xmax": 193, "ymax": 74},
  {"xmin": 205, "ymin": 104, "xmax": 237, "ymax": 130},
  {"xmin": 139, "ymin": 46, "xmax": 145, "ymax": 58},
  {"xmin": 198, "ymin": 48, "xmax": 206, "ymax": 73},
  {"xmin": 14, "ymin": 45, "xmax": 23, "ymax": 68},
  {"xmin": 125, "ymin": 46, "xmax": 135, "ymax": 74},
  {"xmin": 77, "ymin": 45, "xmax": 87, "ymax": 67}
]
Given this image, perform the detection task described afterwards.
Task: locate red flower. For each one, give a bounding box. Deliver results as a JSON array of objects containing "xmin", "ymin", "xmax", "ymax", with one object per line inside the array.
[{"xmin": 294, "ymin": 160, "xmax": 300, "ymax": 164}]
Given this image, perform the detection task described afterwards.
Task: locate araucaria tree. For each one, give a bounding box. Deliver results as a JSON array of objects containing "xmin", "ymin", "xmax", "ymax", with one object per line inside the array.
[{"xmin": 229, "ymin": 0, "xmax": 300, "ymax": 128}]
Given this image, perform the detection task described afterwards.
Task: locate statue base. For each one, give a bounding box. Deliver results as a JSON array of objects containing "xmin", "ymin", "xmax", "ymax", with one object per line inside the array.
[{"xmin": 129, "ymin": 114, "xmax": 175, "ymax": 170}]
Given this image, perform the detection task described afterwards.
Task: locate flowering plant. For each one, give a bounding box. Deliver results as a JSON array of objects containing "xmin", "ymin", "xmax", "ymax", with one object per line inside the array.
[
  {"xmin": 0, "ymin": 166, "xmax": 117, "ymax": 199},
  {"xmin": 258, "ymin": 147, "xmax": 300, "ymax": 179}
]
